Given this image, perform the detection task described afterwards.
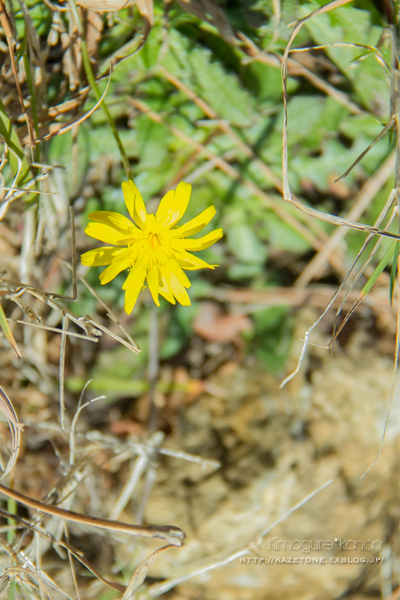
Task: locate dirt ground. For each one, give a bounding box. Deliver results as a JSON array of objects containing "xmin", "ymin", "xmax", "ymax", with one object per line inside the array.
[{"xmin": 137, "ymin": 309, "xmax": 400, "ymax": 600}]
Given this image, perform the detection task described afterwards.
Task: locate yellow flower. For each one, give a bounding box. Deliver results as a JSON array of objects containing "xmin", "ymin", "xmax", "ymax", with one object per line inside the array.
[{"xmin": 81, "ymin": 180, "xmax": 223, "ymax": 314}]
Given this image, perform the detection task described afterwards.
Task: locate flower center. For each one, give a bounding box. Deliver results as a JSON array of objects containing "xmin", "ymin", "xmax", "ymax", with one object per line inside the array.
[
  {"xmin": 147, "ymin": 231, "xmax": 160, "ymax": 252},
  {"xmin": 128, "ymin": 217, "xmax": 175, "ymax": 270}
]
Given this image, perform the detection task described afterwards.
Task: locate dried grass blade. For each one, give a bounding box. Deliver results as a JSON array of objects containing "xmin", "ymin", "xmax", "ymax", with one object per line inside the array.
[
  {"xmin": 0, "ymin": 171, "xmax": 49, "ymax": 205},
  {"xmin": 122, "ymin": 544, "xmax": 175, "ymax": 600},
  {"xmin": 77, "ymin": 0, "xmax": 133, "ymax": 9},
  {"xmin": 284, "ymin": 197, "xmax": 400, "ymax": 241},
  {"xmin": 0, "ymin": 0, "xmax": 35, "ymax": 149},
  {"xmin": 330, "ymin": 205, "xmax": 399, "ymax": 340},
  {"xmin": 362, "ymin": 257, "xmax": 400, "ymax": 477},
  {"xmin": 38, "ymin": 70, "xmax": 112, "ymax": 143},
  {"xmin": 282, "ymin": 0, "xmax": 356, "ymax": 204},
  {"xmin": 0, "ymin": 509, "xmax": 126, "ymax": 593},
  {"xmin": 330, "ymin": 240, "xmax": 396, "ymax": 342},
  {"xmin": 291, "ymin": 0, "xmax": 357, "ymax": 27},
  {"xmin": 0, "ymin": 303, "xmax": 22, "ymax": 359},
  {"xmin": 333, "ymin": 193, "xmax": 397, "ymax": 316},
  {"xmin": 67, "ymin": 0, "xmax": 132, "ymax": 178},
  {"xmin": 70, "ymin": 381, "xmax": 105, "ymax": 465},
  {"xmin": 136, "ymin": 0, "xmax": 154, "ymax": 43},
  {"xmin": 65, "ymin": 264, "xmax": 140, "ymax": 351},
  {"xmin": 296, "ymin": 154, "xmax": 396, "ymax": 287},
  {"xmin": 330, "ymin": 294, "xmax": 364, "ymax": 343},
  {"xmin": 10, "ymin": 320, "xmax": 99, "ymax": 342},
  {"xmin": 0, "ymin": 387, "xmax": 23, "ymax": 479},
  {"xmin": 282, "ymin": 203, "xmax": 398, "ymax": 387},
  {"xmin": 84, "ymin": 318, "xmax": 140, "ymax": 354},
  {"xmin": 335, "ymin": 119, "xmax": 395, "ymax": 182},
  {"xmin": 59, "ymin": 314, "xmax": 68, "ymax": 429},
  {"xmin": 328, "ymin": 237, "xmax": 399, "ymax": 347}
]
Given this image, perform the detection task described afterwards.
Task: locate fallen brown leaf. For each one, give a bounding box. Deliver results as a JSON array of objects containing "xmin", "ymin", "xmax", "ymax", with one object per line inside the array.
[{"xmin": 193, "ymin": 302, "xmax": 253, "ymax": 346}]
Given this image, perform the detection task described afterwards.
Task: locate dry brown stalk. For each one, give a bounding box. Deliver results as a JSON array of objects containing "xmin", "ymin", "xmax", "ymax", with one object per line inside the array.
[
  {"xmin": 0, "ymin": 482, "xmax": 186, "ymax": 545},
  {"xmin": 296, "ymin": 152, "xmax": 397, "ymax": 286}
]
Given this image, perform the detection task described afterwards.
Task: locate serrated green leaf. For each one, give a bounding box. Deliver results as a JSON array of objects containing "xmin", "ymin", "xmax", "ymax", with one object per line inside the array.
[
  {"xmin": 162, "ymin": 29, "xmax": 193, "ymax": 85},
  {"xmin": 136, "ymin": 115, "xmax": 170, "ymax": 169},
  {"xmin": 189, "ymin": 47, "xmax": 254, "ymax": 127}
]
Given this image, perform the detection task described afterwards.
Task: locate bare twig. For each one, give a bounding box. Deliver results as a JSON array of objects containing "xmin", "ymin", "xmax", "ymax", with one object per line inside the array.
[{"xmin": 0, "ymin": 482, "xmax": 186, "ymax": 546}]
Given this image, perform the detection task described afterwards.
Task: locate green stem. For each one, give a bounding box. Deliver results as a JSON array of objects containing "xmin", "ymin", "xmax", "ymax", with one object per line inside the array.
[
  {"xmin": 23, "ymin": 54, "xmax": 39, "ymax": 139},
  {"xmin": 67, "ymin": 0, "xmax": 132, "ymax": 179},
  {"xmin": 80, "ymin": 39, "xmax": 132, "ymax": 179},
  {"xmin": 23, "ymin": 51, "xmax": 41, "ymax": 224},
  {"xmin": 7, "ymin": 581, "xmax": 15, "ymax": 600},
  {"xmin": 7, "ymin": 495, "xmax": 16, "ymax": 544},
  {"xmin": 0, "ymin": 96, "xmax": 31, "ymax": 183}
]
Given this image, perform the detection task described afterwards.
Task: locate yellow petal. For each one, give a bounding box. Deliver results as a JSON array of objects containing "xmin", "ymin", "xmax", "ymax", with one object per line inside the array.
[
  {"xmin": 81, "ymin": 246, "xmax": 124, "ymax": 266},
  {"xmin": 85, "ymin": 222, "xmax": 131, "ymax": 246},
  {"xmin": 170, "ymin": 261, "xmax": 191, "ymax": 288},
  {"xmin": 155, "ymin": 190, "xmax": 174, "ymax": 224},
  {"xmin": 159, "ymin": 280, "xmax": 176, "ymax": 305},
  {"xmin": 87, "ymin": 211, "xmax": 135, "ymax": 235},
  {"xmin": 156, "ymin": 182, "xmax": 191, "ymax": 228},
  {"xmin": 165, "ymin": 272, "xmax": 191, "ymax": 306},
  {"xmin": 174, "ymin": 228, "xmax": 223, "ymax": 251},
  {"xmin": 99, "ymin": 248, "xmax": 132, "ymax": 284},
  {"xmin": 172, "ymin": 206, "xmax": 216, "ymax": 238},
  {"xmin": 122, "ymin": 267, "xmax": 146, "ymax": 314},
  {"xmin": 146, "ymin": 265, "xmax": 160, "ymax": 307},
  {"xmin": 122, "ymin": 180, "xmax": 147, "ymax": 229},
  {"xmin": 177, "ymin": 251, "xmax": 216, "ymax": 271}
]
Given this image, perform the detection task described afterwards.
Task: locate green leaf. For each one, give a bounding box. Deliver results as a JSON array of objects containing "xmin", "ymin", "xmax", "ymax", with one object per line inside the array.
[
  {"xmin": 189, "ymin": 46, "xmax": 254, "ymax": 127},
  {"xmin": 227, "ymin": 223, "xmax": 268, "ymax": 264},
  {"xmin": 263, "ymin": 211, "xmax": 314, "ymax": 253},
  {"xmin": 285, "ymin": 96, "xmax": 326, "ymax": 149},
  {"xmin": 228, "ymin": 263, "xmax": 264, "ymax": 280},
  {"xmin": 0, "ymin": 97, "xmax": 31, "ymax": 187},
  {"xmin": 136, "ymin": 115, "xmax": 170, "ymax": 169},
  {"xmin": 339, "ymin": 114, "xmax": 387, "ymax": 141},
  {"xmin": 361, "ymin": 241, "xmax": 396, "ymax": 296},
  {"xmin": 250, "ymin": 306, "xmax": 292, "ymax": 372},
  {"xmin": 162, "ymin": 28, "xmax": 193, "ymax": 85},
  {"xmin": 389, "ymin": 242, "xmax": 399, "ymax": 305},
  {"xmin": 243, "ymin": 61, "xmax": 285, "ymax": 103}
]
